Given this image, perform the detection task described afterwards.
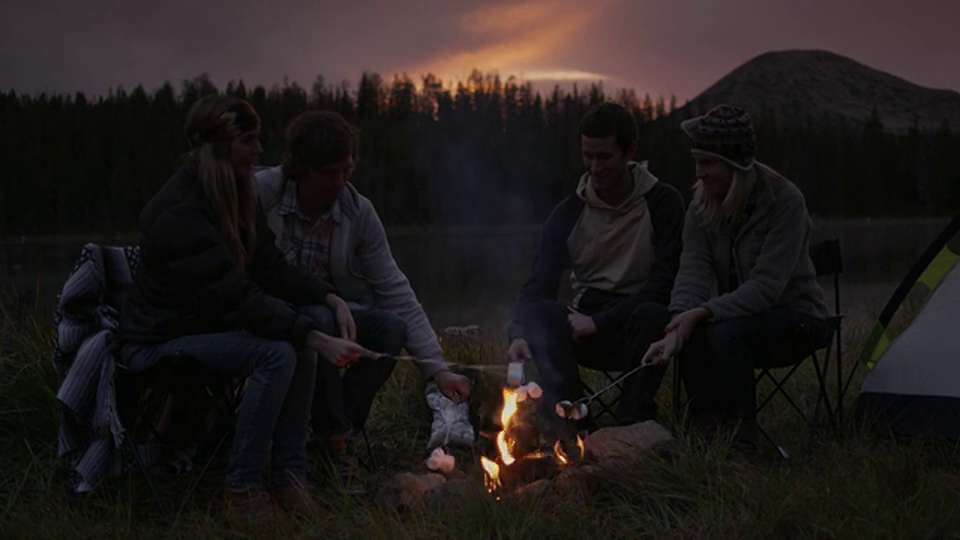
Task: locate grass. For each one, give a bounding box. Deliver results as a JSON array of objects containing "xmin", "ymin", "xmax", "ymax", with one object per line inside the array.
[{"xmin": 1, "ymin": 284, "xmax": 959, "ymax": 539}]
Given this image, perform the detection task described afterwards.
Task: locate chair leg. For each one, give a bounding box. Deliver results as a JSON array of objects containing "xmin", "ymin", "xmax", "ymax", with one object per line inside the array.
[
  {"xmin": 757, "ymin": 423, "xmax": 790, "ymax": 460},
  {"xmin": 178, "ymin": 426, "xmax": 232, "ymax": 517},
  {"xmin": 359, "ymin": 427, "xmax": 377, "ymax": 471},
  {"xmin": 123, "ymin": 433, "xmax": 167, "ymax": 517}
]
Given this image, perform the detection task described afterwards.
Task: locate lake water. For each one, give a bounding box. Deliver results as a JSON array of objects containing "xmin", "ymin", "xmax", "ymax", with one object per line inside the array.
[{"xmin": 0, "ymin": 217, "xmax": 953, "ymax": 330}]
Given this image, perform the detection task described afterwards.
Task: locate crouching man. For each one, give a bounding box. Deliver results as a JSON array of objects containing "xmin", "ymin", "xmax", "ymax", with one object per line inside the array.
[{"xmin": 255, "ymin": 111, "xmax": 471, "ymax": 486}]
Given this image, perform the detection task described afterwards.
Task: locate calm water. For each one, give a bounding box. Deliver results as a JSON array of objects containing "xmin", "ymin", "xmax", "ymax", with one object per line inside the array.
[{"xmin": 1, "ymin": 218, "xmax": 952, "ymax": 329}]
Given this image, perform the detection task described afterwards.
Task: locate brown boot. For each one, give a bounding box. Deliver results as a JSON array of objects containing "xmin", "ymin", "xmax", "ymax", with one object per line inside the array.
[
  {"xmin": 273, "ymin": 482, "xmax": 318, "ymax": 516},
  {"xmin": 223, "ymin": 486, "xmax": 276, "ymax": 522},
  {"xmin": 318, "ymin": 438, "xmax": 366, "ymax": 495}
]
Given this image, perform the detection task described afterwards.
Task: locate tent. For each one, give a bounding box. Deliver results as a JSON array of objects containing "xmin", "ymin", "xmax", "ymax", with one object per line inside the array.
[{"xmin": 854, "ymin": 215, "xmax": 960, "ymax": 437}]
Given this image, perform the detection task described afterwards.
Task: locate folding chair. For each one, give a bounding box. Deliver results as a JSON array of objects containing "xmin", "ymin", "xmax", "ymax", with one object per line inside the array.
[
  {"xmin": 114, "ymin": 351, "xmax": 242, "ymax": 517},
  {"xmin": 672, "ymin": 239, "xmax": 844, "ymax": 459},
  {"xmin": 53, "ymin": 243, "xmax": 241, "ymax": 515},
  {"xmin": 754, "ymin": 239, "xmax": 843, "ymax": 459},
  {"xmin": 580, "ymin": 369, "xmax": 623, "ymax": 424}
]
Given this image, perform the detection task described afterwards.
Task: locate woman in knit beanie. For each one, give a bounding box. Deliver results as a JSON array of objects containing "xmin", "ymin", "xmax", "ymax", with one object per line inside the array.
[{"xmin": 641, "ymin": 104, "xmax": 830, "ymax": 450}]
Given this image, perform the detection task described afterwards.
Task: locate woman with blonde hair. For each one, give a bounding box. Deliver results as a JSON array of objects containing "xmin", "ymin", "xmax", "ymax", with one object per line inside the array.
[
  {"xmin": 642, "ymin": 104, "xmax": 829, "ymax": 448},
  {"xmin": 119, "ymin": 94, "xmax": 363, "ymax": 516}
]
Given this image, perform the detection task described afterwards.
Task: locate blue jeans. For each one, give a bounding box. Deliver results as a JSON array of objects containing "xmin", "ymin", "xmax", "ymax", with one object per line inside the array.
[
  {"xmin": 300, "ymin": 305, "xmax": 406, "ymax": 440},
  {"xmin": 126, "ymin": 331, "xmax": 316, "ymax": 488}
]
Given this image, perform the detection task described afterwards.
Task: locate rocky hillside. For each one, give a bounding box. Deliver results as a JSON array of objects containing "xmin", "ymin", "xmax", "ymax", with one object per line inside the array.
[{"xmin": 679, "ymin": 50, "xmax": 960, "ymax": 133}]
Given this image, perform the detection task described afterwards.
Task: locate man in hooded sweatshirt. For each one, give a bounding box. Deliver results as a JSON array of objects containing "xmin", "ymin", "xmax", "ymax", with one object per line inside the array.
[{"xmin": 507, "ymin": 102, "xmax": 685, "ymax": 439}]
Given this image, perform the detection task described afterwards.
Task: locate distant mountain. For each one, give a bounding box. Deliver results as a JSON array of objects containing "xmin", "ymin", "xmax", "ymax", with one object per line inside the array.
[{"xmin": 679, "ymin": 50, "xmax": 960, "ymax": 133}]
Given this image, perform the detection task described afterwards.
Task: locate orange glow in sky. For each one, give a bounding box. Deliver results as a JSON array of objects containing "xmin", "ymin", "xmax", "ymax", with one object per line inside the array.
[{"xmin": 408, "ymin": 0, "xmax": 612, "ymax": 86}]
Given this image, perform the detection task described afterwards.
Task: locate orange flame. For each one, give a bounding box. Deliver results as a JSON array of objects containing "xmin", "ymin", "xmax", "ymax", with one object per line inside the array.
[
  {"xmin": 480, "ymin": 456, "xmax": 501, "ymax": 494},
  {"xmin": 553, "ymin": 434, "xmax": 586, "ymax": 466}
]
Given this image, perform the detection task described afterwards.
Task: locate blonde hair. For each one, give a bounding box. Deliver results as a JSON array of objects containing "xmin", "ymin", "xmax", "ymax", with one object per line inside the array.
[
  {"xmin": 691, "ymin": 161, "xmax": 787, "ymax": 229},
  {"xmin": 184, "ymin": 95, "xmax": 260, "ymax": 268}
]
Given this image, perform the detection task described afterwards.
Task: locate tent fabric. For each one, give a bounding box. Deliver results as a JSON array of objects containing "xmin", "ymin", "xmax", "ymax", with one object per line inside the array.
[
  {"xmin": 859, "ymin": 260, "xmax": 960, "ymax": 397},
  {"xmin": 855, "ymin": 216, "xmax": 960, "ymax": 437}
]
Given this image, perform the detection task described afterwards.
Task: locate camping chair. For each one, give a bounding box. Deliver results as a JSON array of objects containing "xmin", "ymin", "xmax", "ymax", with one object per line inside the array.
[
  {"xmin": 114, "ymin": 351, "xmax": 242, "ymax": 517},
  {"xmin": 580, "ymin": 368, "xmax": 623, "ymax": 424},
  {"xmin": 52, "ymin": 243, "xmax": 240, "ymax": 517},
  {"xmin": 671, "ymin": 239, "xmax": 843, "ymax": 459},
  {"xmin": 754, "ymin": 239, "xmax": 843, "ymax": 459}
]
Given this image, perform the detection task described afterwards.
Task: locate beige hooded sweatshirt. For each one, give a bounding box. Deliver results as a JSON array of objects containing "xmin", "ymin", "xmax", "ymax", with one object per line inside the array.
[{"xmin": 567, "ymin": 161, "xmax": 660, "ymax": 297}]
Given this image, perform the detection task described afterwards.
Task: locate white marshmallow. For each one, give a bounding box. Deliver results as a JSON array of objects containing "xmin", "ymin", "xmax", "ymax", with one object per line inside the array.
[
  {"xmin": 526, "ymin": 382, "xmax": 543, "ymax": 399},
  {"xmin": 506, "ymin": 362, "xmax": 524, "ymax": 387}
]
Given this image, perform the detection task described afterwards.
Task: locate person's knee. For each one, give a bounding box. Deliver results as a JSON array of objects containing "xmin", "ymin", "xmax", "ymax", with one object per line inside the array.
[
  {"xmin": 377, "ymin": 311, "xmax": 407, "ymax": 352},
  {"xmin": 628, "ymin": 302, "xmax": 671, "ymax": 327},
  {"xmin": 618, "ymin": 302, "xmax": 670, "ymax": 353},
  {"xmin": 706, "ymin": 322, "xmax": 749, "ymax": 371},
  {"xmin": 299, "ymin": 304, "xmax": 337, "ymax": 335},
  {"xmin": 261, "ymin": 340, "xmax": 299, "ymax": 380},
  {"xmin": 518, "ymin": 301, "xmax": 568, "ymax": 338}
]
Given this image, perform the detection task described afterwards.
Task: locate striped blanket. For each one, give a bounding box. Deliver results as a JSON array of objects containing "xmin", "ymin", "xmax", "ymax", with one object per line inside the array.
[{"xmin": 52, "ymin": 243, "xmax": 139, "ymax": 493}]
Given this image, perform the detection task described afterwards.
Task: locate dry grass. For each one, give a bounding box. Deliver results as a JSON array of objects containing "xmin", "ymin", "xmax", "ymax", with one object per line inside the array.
[{"xmin": 1, "ymin": 284, "xmax": 958, "ymax": 539}]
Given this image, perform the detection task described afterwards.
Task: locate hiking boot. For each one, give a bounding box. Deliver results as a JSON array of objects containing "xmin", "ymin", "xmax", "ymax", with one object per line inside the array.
[
  {"xmin": 273, "ymin": 482, "xmax": 318, "ymax": 516},
  {"xmin": 311, "ymin": 437, "xmax": 366, "ymax": 495},
  {"xmin": 223, "ymin": 486, "xmax": 276, "ymax": 522}
]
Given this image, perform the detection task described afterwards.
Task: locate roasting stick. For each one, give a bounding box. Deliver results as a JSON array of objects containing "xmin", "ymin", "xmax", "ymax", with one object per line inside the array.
[
  {"xmin": 360, "ymin": 348, "xmax": 506, "ymax": 373},
  {"xmin": 556, "ymin": 363, "xmax": 651, "ymax": 420}
]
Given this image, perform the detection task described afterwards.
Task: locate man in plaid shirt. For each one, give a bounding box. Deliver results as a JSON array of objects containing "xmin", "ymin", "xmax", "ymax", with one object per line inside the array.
[{"xmin": 256, "ymin": 111, "xmax": 472, "ymax": 488}]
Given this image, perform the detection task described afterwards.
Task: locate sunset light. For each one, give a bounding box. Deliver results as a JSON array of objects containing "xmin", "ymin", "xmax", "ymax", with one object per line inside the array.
[{"xmin": 409, "ymin": 0, "xmax": 612, "ymax": 88}]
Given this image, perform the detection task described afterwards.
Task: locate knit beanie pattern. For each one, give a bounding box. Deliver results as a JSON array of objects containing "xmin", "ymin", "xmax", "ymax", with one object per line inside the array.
[{"xmin": 680, "ymin": 104, "xmax": 756, "ymax": 170}]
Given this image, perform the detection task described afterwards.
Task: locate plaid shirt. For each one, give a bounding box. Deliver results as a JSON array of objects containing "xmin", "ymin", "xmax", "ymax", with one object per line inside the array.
[{"xmin": 277, "ymin": 179, "xmax": 339, "ymax": 283}]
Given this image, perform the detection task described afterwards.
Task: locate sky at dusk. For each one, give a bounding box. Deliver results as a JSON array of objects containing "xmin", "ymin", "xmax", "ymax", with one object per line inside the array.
[{"xmin": 2, "ymin": 0, "xmax": 958, "ymax": 102}]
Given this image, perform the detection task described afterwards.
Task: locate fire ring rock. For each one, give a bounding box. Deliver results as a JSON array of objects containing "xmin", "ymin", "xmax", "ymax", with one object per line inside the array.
[
  {"xmin": 583, "ymin": 420, "xmax": 675, "ymax": 463},
  {"xmin": 374, "ymin": 472, "xmax": 447, "ymax": 512}
]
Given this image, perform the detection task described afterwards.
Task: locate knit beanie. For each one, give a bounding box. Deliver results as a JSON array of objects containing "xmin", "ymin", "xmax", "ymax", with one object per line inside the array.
[{"xmin": 680, "ymin": 104, "xmax": 756, "ymax": 170}]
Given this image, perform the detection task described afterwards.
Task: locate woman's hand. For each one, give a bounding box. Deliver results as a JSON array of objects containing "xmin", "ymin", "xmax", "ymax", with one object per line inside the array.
[
  {"xmin": 663, "ymin": 307, "xmax": 711, "ymax": 349},
  {"xmin": 641, "ymin": 331, "xmax": 681, "ymax": 367},
  {"xmin": 325, "ymin": 293, "xmax": 357, "ymax": 341},
  {"xmin": 307, "ymin": 329, "xmax": 364, "ymax": 368}
]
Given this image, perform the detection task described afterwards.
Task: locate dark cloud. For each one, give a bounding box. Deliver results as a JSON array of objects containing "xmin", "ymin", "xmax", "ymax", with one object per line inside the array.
[{"xmin": 1, "ymin": 0, "xmax": 957, "ymax": 99}]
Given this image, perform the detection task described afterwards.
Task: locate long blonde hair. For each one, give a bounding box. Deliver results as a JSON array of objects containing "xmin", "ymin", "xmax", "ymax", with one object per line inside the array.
[
  {"xmin": 183, "ymin": 95, "xmax": 260, "ymax": 268},
  {"xmin": 691, "ymin": 165, "xmax": 755, "ymax": 229},
  {"xmin": 691, "ymin": 161, "xmax": 788, "ymax": 229}
]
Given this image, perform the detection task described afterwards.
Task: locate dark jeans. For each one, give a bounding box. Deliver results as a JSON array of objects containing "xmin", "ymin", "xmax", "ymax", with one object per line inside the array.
[
  {"xmin": 679, "ymin": 308, "xmax": 829, "ymax": 421},
  {"xmin": 300, "ymin": 305, "xmax": 406, "ymax": 440},
  {"xmin": 125, "ymin": 331, "xmax": 315, "ymax": 488},
  {"xmin": 521, "ymin": 297, "xmax": 671, "ymax": 438}
]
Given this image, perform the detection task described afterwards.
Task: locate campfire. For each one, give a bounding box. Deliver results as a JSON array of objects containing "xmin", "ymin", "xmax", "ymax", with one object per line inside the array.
[{"xmin": 479, "ymin": 382, "xmax": 585, "ymax": 499}]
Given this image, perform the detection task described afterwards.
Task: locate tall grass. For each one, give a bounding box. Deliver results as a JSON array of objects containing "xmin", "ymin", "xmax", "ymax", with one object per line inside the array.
[{"xmin": 1, "ymin": 284, "xmax": 958, "ymax": 539}]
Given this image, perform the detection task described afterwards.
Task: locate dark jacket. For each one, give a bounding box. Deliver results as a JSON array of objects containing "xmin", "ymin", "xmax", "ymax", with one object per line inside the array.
[
  {"xmin": 508, "ymin": 167, "xmax": 685, "ymax": 341},
  {"xmin": 119, "ymin": 163, "xmax": 334, "ymax": 349}
]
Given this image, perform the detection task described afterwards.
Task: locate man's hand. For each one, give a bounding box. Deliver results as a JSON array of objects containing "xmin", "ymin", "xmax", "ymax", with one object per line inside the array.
[
  {"xmin": 306, "ymin": 329, "xmax": 364, "ymax": 368},
  {"xmin": 324, "ymin": 293, "xmax": 357, "ymax": 341},
  {"xmin": 434, "ymin": 370, "xmax": 471, "ymax": 403},
  {"xmin": 507, "ymin": 338, "xmax": 532, "ymax": 363},
  {"xmin": 567, "ymin": 306, "xmax": 598, "ymax": 342}
]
